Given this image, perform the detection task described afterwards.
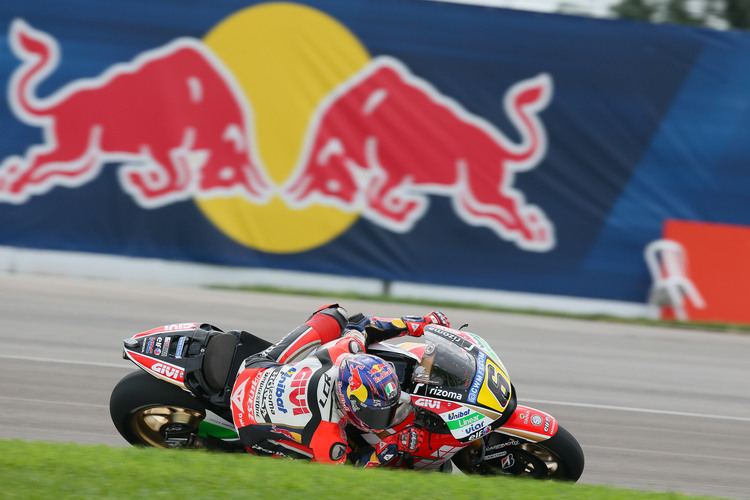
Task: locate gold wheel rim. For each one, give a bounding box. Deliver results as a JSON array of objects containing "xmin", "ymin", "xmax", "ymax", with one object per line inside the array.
[{"xmin": 131, "ymin": 406, "xmax": 204, "ymax": 448}]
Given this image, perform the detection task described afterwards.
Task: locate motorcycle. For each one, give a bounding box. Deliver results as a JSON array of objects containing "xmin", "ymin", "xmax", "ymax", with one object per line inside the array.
[{"xmin": 110, "ymin": 321, "xmax": 584, "ymax": 481}]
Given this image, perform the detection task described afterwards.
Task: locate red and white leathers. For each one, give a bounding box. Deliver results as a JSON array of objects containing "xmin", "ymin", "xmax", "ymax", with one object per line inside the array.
[
  {"xmin": 229, "ymin": 304, "xmax": 449, "ymax": 464},
  {"xmin": 356, "ymin": 415, "xmax": 470, "ymax": 470}
]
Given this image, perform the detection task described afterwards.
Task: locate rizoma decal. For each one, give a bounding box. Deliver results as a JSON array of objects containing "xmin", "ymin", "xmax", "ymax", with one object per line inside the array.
[
  {"xmin": 424, "ymin": 326, "xmax": 475, "ymax": 352},
  {"xmin": 427, "ymin": 387, "xmax": 463, "ymax": 400},
  {"xmin": 424, "ymin": 326, "xmax": 496, "ymax": 361}
]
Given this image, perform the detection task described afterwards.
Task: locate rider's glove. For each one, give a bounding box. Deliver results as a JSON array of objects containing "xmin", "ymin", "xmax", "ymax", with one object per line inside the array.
[
  {"xmin": 402, "ymin": 311, "xmax": 450, "ymax": 337},
  {"xmin": 392, "ymin": 426, "xmax": 424, "ymax": 453},
  {"xmin": 365, "ymin": 426, "xmax": 426, "ymax": 467},
  {"xmin": 375, "ymin": 426, "xmax": 425, "ymax": 461}
]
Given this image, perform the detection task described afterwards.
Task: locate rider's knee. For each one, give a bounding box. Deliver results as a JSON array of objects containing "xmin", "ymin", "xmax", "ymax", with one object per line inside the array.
[{"xmin": 308, "ymin": 304, "xmax": 348, "ymax": 331}]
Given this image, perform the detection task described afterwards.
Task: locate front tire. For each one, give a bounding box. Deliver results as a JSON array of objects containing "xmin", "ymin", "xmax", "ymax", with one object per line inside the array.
[
  {"xmin": 110, "ymin": 370, "xmax": 207, "ymax": 448},
  {"xmin": 506, "ymin": 425, "xmax": 584, "ymax": 481},
  {"xmin": 454, "ymin": 425, "xmax": 584, "ymax": 481}
]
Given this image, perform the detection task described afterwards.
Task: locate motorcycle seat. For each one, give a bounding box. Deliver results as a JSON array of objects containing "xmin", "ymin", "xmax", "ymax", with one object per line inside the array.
[
  {"xmin": 203, "ymin": 333, "xmax": 238, "ymax": 392},
  {"xmin": 201, "ymin": 330, "xmax": 274, "ymax": 395},
  {"xmin": 185, "ymin": 328, "xmax": 274, "ymax": 406}
]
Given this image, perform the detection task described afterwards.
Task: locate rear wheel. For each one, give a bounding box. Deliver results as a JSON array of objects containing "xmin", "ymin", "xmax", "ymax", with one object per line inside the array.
[
  {"xmin": 110, "ymin": 370, "xmax": 207, "ymax": 449},
  {"xmin": 454, "ymin": 425, "xmax": 584, "ymax": 481}
]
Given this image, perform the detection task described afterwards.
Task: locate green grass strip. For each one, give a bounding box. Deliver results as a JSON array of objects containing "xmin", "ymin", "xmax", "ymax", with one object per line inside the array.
[{"xmin": 0, "ymin": 439, "xmax": 717, "ymax": 499}]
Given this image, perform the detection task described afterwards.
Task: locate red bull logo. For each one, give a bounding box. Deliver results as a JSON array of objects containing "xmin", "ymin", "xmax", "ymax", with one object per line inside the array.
[
  {"xmin": 0, "ymin": 3, "xmax": 556, "ymax": 252},
  {"xmin": 347, "ymin": 368, "xmax": 367, "ymax": 403},
  {"xmin": 0, "ymin": 19, "xmax": 271, "ymax": 208},
  {"xmin": 370, "ymin": 363, "xmax": 387, "ymax": 375},
  {"xmin": 370, "ymin": 362, "xmax": 390, "ymax": 383},
  {"xmin": 284, "ymin": 56, "xmax": 554, "ymax": 251},
  {"xmin": 270, "ymin": 424, "xmax": 300, "ymax": 442}
]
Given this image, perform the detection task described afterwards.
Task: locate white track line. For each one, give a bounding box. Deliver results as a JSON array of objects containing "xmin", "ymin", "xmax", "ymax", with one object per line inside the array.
[
  {"xmin": 0, "ymin": 354, "xmax": 132, "ymax": 369},
  {"xmin": 4, "ymin": 354, "xmax": 748, "ymax": 423},
  {"xmin": 524, "ymin": 398, "xmax": 750, "ymax": 422},
  {"xmin": 0, "ymin": 395, "xmax": 107, "ymax": 409}
]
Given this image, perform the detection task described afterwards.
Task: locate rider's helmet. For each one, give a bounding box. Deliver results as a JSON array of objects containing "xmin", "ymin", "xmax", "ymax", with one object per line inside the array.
[{"xmin": 336, "ymin": 354, "xmax": 403, "ymax": 432}]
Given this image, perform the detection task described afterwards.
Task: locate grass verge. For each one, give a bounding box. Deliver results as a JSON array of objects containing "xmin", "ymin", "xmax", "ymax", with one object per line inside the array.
[{"xmin": 0, "ymin": 439, "xmax": 718, "ymax": 500}]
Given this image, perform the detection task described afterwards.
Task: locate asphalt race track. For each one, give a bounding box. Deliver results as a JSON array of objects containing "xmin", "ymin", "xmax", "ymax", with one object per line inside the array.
[{"xmin": 1, "ymin": 274, "xmax": 748, "ymax": 498}]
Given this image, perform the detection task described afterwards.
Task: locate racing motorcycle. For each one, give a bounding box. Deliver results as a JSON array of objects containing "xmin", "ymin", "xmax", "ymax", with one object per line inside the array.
[{"xmin": 110, "ymin": 321, "xmax": 584, "ymax": 481}]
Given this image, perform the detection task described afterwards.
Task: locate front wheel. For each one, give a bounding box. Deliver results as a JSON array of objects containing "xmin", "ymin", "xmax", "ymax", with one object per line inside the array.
[
  {"xmin": 454, "ymin": 425, "xmax": 584, "ymax": 481},
  {"xmin": 110, "ymin": 370, "xmax": 207, "ymax": 448}
]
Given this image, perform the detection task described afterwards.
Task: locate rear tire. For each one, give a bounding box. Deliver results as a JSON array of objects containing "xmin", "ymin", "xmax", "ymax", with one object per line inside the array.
[{"xmin": 110, "ymin": 370, "xmax": 207, "ymax": 448}]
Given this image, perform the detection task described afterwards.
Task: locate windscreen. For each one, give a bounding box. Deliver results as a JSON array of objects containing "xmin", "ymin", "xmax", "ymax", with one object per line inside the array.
[{"xmin": 412, "ymin": 336, "xmax": 476, "ymax": 389}]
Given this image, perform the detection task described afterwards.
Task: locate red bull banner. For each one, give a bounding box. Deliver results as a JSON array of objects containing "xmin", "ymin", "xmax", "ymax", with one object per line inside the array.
[{"xmin": 1, "ymin": 1, "xmax": 749, "ymax": 307}]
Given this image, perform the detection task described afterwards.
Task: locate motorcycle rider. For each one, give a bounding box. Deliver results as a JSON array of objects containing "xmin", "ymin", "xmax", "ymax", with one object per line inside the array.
[{"xmin": 230, "ymin": 304, "xmax": 449, "ymax": 464}]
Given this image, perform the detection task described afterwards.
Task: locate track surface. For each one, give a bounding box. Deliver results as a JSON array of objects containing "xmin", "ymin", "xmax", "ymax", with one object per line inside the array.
[{"xmin": 1, "ymin": 274, "xmax": 748, "ymax": 498}]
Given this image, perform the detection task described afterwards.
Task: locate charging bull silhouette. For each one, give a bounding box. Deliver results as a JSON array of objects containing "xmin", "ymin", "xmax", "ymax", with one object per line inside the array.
[
  {"xmin": 0, "ymin": 19, "xmax": 271, "ymax": 207},
  {"xmin": 283, "ymin": 56, "xmax": 554, "ymax": 251}
]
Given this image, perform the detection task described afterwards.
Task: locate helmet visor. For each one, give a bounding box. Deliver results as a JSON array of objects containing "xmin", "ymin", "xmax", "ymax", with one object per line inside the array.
[{"xmin": 354, "ymin": 403, "xmax": 401, "ymax": 432}]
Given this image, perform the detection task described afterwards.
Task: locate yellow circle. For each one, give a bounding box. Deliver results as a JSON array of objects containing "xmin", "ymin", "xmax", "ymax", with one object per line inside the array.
[{"xmin": 197, "ymin": 3, "xmax": 369, "ymax": 253}]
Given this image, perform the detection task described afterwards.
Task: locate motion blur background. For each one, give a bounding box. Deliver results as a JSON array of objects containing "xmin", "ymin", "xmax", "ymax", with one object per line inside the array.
[{"xmin": 1, "ymin": 0, "xmax": 749, "ymax": 324}]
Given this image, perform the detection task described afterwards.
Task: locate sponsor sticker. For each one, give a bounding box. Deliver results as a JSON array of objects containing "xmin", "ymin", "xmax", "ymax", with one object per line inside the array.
[
  {"xmin": 288, "ymin": 367, "xmax": 312, "ymax": 416},
  {"xmin": 162, "ymin": 336, "xmax": 171, "ymax": 357},
  {"xmin": 175, "ymin": 336, "xmax": 186, "ymax": 358},
  {"xmin": 501, "ymin": 454, "xmax": 515, "ymax": 470},
  {"xmin": 413, "ymin": 397, "xmax": 441, "ymax": 410},
  {"xmin": 468, "ymin": 351, "xmax": 486, "ymax": 404}
]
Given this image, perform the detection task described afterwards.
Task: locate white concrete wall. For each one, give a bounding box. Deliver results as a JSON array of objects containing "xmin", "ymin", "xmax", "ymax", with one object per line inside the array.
[{"xmin": 0, "ymin": 245, "xmax": 650, "ymax": 318}]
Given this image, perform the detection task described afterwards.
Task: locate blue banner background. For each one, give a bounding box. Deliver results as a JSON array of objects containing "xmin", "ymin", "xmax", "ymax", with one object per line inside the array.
[{"xmin": 1, "ymin": 0, "xmax": 748, "ymax": 304}]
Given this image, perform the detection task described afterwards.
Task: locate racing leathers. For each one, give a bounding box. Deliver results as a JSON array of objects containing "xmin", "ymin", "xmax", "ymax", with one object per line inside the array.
[{"xmin": 229, "ymin": 304, "xmax": 450, "ymax": 464}]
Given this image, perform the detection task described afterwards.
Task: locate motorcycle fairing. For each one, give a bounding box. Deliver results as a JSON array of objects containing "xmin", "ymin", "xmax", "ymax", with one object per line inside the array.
[
  {"xmin": 198, "ymin": 410, "xmax": 240, "ymax": 439},
  {"xmin": 413, "ymin": 394, "xmax": 498, "ymax": 443},
  {"xmin": 495, "ymin": 405, "xmax": 558, "ymax": 442},
  {"xmin": 125, "ymin": 350, "xmax": 187, "ymax": 388},
  {"xmin": 414, "ymin": 328, "xmax": 513, "ymax": 411},
  {"xmin": 122, "ymin": 323, "xmax": 203, "ymax": 389},
  {"xmin": 133, "ymin": 322, "xmax": 199, "ymax": 339}
]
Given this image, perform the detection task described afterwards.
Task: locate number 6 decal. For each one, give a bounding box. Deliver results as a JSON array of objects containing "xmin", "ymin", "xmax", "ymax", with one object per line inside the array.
[{"xmin": 486, "ymin": 362, "xmax": 511, "ymax": 409}]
